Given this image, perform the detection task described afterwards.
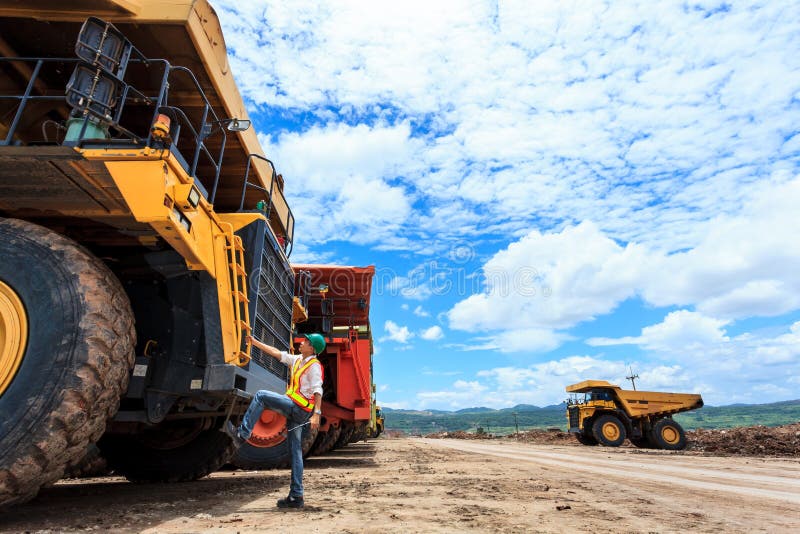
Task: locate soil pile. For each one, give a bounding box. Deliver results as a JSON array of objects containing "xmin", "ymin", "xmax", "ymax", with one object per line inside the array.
[
  {"xmin": 687, "ymin": 422, "xmax": 800, "ymax": 456},
  {"xmin": 424, "ymin": 430, "xmax": 493, "ymax": 440},
  {"xmin": 427, "ymin": 422, "xmax": 800, "ymax": 457},
  {"xmin": 506, "ymin": 428, "xmax": 575, "ymax": 445}
]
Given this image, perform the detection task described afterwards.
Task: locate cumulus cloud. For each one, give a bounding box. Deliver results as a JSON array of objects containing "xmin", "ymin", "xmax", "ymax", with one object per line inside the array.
[
  {"xmin": 420, "ymin": 325, "xmax": 444, "ymax": 341},
  {"xmin": 448, "ymin": 177, "xmax": 800, "ymax": 351},
  {"xmin": 210, "ymin": 1, "xmax": 800, "ymax": 406},
  {"xmin": 588, "ymin": 311, "xmax": 729, "ymax": 352},
  {"xmin": 448, "ymin": 220, "xmax": 644, "ymax": 333},
  {"xmin": 413, "ymin": 305, "xmax": 430, "ymax": 317},
  {"xmin": 215, "ymin": 0, "xmax": 800, "ymax": 253},
  {"xmin": 414, "ymin": 319, "xmax": 800, "ymax": 409},
  {"xmin": 380, "ymin": 320, "xmax": 414, "ymax": 344}
]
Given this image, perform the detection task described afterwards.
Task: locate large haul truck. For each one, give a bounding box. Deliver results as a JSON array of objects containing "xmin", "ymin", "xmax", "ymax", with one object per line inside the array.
[
  {"xmin": 566, "ymin": 380, "xmax": 704, "ymax": 450},
  {"xmin": 295, "ymin": 265, "xmax": 376, "ymax": 457},
  {"xmin": 0, "ymin": 1, "xmax": 319, "ymax": 505}
]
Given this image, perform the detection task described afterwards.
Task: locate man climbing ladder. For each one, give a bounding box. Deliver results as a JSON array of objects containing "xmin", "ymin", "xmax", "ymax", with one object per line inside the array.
[{"xmin": 226, "ymin": 333, "xmax": 326, "ymax": 508}]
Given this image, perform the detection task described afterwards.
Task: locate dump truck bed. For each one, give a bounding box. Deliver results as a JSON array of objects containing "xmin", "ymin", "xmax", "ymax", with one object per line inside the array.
[
  {"xmin": 0, "ymin": 0, "xmax": 290, "ymax": 237},
  {"xmin": 567, "ymin": 380, "xmax": 703, "ymax": 418}
]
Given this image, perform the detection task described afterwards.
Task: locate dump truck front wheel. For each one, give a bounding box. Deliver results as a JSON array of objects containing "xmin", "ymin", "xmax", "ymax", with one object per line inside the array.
[
  {"xmin": 233, "ymin": 420, "xmax": 318, "ymax": 469},
  {"xmin": 575, "ymin": 433, "xmax": 599, "ymax": 445},
  {"xmin": 592, "ymin": 414, "xmax": 626, "ymax": 447},
  {"xmin": 0, "ymin": 219, "xmax": 135, "ymax": 507},
  {"xmin": 650, "ymin": 418, "xmax": 687, "ymax": 450},
  {"xmin": 99, "ymin": 418, "xmax": 235, "ymax": 482}
]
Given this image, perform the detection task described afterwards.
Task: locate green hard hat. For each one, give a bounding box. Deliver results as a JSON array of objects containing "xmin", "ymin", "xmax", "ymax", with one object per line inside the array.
[{"xmin": 304, "ymin": 333, "xmax": 326, "ymax": 354}]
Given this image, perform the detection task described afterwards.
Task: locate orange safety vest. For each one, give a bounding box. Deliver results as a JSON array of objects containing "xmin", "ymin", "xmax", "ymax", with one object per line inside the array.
[{"xmin": 285, "ymin": 356, "xmax": 322, "ymax": 412}]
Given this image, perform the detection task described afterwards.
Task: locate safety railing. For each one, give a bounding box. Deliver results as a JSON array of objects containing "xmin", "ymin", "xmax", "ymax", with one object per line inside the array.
[
  {"xmin": 0, "ymin": 53, "xmax": 233, "ymax": 205},
  {"xmin": 238, "ymin": 153, "xmax": 295, "ymax": 256}
]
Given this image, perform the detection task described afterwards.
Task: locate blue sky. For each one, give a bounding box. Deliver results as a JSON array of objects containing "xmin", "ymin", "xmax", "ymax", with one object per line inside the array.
[{"xmin": 212, "ymin": 1, "xmax": 800, "ymax": 410}]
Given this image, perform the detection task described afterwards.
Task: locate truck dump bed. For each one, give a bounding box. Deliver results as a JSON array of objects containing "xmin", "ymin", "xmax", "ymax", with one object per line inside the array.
[
  {"xmin": 0, "ymin": 0, "xmax": 291, "ymax": 241},
  {"xmin": 567, "ymin": 380, "xmax": 703, "ymax": 417}
]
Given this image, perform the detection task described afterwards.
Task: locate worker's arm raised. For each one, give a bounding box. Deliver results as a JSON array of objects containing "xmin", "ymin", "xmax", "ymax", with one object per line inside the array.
[{"xmin": 245, "ymin": 335, "xmax": 283, "ymax": 360}]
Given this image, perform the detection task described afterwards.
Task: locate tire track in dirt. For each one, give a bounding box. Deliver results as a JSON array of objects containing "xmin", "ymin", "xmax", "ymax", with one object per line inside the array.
[{"xmin": 420, "ymin": 439, "xmax": 800, "ymax": 504}]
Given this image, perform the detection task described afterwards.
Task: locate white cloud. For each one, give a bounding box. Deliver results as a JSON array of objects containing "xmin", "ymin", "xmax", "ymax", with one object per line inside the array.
[
  {"xmin": 413, "ymin": 319, "xmax": 800, "ymax": 408},
  {"xmin": 256, "ymin": 124, "xmax": 416, "ymax": 245},
  {"xmin": 417, "ymin": 355, "xmax": 629, "ymax": 409},
  {"xmin": 448, "ymin": 220, "xmax": 644, "ymax": 332},
  {"xmin": 215, "ymin": 0, "xmax": 800, "ymax": 254},
  {"xmin": 380, "ymin": 401, "xmax": 410, "ymax": 410},
  {"xmin": 448, "ymin": 177, "xmax": 800, "ymax": 352},
  {"xmin": 420, "ymin": 325, "xmax": 444, "ymax": 341},
  {"xmin": 380, "ymin": 320, "xmax": 414, "ymax": 344},
  {"xmin": 417, "ymin": 380, "xmax": 489, "ymax": 409},
  {"xmin": 210, "ymin": 1, "xmax": 800, "ymax": 406},
  {"xmin": 588, "ymin": 310, "xmax": 729, "ymax": 352},
  {"xmin": 413, "ymin": 305, "xmax": 430, "ymax": 317}
]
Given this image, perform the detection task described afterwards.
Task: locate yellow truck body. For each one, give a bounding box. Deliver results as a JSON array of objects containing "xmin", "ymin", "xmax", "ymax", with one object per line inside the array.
[
  {"xmin": 0, "ymin": 0, "xmax": 315, "ymax": 506},
  {"xmin": 566, "ymin": 380, "xmax": 703, "ymax": 450}
]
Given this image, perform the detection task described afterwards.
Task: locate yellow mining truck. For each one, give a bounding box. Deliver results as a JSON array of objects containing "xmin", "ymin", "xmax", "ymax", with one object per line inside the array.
[
  {"xmin": 367, "ymin": 404, "xmax": 384, "ymax": 439},
  {"xmin": 0, "ymin": 1, "xmax": 309, "ymax": 506},
  {"xmin": 566, "ymin": 380, "xmax": 703, "ymax": 450}
]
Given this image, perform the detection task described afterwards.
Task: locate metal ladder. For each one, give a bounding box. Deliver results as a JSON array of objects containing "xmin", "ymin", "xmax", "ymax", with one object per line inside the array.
[{"xmin": 221, "ymin": 222, "xmax": 251, "ymax": 366}]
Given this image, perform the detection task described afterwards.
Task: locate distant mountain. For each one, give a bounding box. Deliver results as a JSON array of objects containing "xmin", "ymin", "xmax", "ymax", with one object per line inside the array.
[{"xmin": 381, "ymin": 399, "xmax": 800, "ymax": 434}]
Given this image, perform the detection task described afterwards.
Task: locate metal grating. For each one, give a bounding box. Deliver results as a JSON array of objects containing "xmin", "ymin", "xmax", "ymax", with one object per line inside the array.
[
  {"xmin": 249, "ymin": 238, "xmax": 294, "ymax": 382},
  {"xmin": 568, "ymin": 407, "xmax": 580, "ymax": 429}
]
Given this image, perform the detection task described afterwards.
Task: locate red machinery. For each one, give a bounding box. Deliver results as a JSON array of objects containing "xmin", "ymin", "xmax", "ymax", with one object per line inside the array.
[{"xmin": 294, "ymin": 265, "xmax": 376, "ymax": 454}]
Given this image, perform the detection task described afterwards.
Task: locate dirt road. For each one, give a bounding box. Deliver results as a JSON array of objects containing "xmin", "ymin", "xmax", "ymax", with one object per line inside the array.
[{"xmin": 1, "ymin": 438, "xmax": 798, "ymax": 533}]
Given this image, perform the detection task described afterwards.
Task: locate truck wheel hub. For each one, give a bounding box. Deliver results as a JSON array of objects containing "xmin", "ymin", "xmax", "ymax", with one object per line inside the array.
[
  {"xmin": 602, "ymin": 422, "xmax": 620, "ymax": 440},
  {"xmin": 661, "ymin": 426, "xmax": 679, "ymax": 444},
  {"xmin": 0, "ymin": 280, "xmax": 27, "ymax": 397},
  {"xmin": 247, "ymin": 409, "xmax": 287, "ymax": 448}
]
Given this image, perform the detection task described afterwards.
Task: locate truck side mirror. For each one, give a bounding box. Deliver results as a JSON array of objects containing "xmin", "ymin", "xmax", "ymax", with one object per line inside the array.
[{"xmin": 226, "ymin": 119, "xmax": 250, "ymax": 132}]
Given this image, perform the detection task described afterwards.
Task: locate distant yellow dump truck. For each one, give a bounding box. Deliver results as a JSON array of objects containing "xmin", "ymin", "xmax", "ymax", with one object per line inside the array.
[{"xmin": 566, "ymin": 380, "xmax": 703, "ymax": 450}]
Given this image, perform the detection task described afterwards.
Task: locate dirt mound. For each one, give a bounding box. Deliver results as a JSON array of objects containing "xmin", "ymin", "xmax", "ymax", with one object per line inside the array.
[
  {"xmin": 687, "ymin": 422, "xmax": 800, "ymax": 456},
  {"xmin": 426, "ymin": 422, "xmax": 800, "ymax": 457},
  {"xmin": 424, "ymin": 431, "xmax": 493, "ymax": 440},
  {"xmin": 426, "ymin": 428, "xmax": 573, "ymax": 443},
  {"xmin": 506, "ymin": 428, "xmax": 575, "ymax": 445}
]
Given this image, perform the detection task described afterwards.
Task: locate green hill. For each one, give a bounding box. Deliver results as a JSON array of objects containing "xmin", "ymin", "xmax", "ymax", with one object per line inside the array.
[{"xmin": 384, "ymin": 399, "xmax": 800, "ymax": 435}]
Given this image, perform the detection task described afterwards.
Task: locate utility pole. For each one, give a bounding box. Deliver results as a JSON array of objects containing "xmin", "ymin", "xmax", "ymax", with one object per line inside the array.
[
  {"xmin": 513, "ymin": 411, "xmax": 519, "ymax": 434},
  {"xmin": 626, "ymin": 366, "xmax": 639, "ymax": 390}
]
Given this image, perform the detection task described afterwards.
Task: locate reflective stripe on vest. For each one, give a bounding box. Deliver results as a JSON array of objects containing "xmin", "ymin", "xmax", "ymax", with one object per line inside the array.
[{"xmin": 285, "ymin": 357, "xmax": 322, "ymax": 412}]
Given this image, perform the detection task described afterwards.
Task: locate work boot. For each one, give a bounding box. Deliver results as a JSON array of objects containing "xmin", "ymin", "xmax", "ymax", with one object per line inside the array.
[
  {"xmin": 223, "ymin": 420, "xmax": 245, "ymax": 448},
  {"xmin": 277, "ymin": 495, "xmax": 304, "ymax": 509}
]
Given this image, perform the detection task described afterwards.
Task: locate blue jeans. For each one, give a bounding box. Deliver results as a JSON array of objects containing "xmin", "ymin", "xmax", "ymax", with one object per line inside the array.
[{"xmin": 239, "ymin": 390, "xmax": 310, "ymax": 498}]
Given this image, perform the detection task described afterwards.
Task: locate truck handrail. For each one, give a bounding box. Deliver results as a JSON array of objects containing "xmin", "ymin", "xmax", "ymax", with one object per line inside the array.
[{"xmin": 238, "ymin": 152, "xmax": 295, "ymax": 256}]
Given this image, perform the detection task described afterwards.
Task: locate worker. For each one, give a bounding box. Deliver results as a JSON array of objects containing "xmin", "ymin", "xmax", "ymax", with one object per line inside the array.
[{"xmin": 225, "ymin": 333, "xmax": 326, "ymax": 509}]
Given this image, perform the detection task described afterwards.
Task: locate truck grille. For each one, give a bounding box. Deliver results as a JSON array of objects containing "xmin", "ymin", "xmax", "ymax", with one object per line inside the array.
[
  {"xmin": 248, "ymin": 235, "xmax": 293, "ymax": 382},
  {"xmin": 568, "ymin": 407, "xmax": 580, "ymax": 429}
]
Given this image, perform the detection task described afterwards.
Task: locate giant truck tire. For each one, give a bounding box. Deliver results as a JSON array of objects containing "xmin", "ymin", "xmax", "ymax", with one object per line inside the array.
[
  {"xmin": 592, "ymin": 414, "xmax": 626, "ymax": 447},
  {"xmin": 575, "ymin": 433, "xmax": 599, "ymax": 445},
  {"xmin": 349, "ymin": 422, "xmax": 368, "ymax": 443},
  {"xmin": 233, "ymin": 423, "xmax": 318, "ymax": 469},
  {"xmin": 99, "ymin": 418, "xmax": 235, "ymax": 482},
  {"xmin": 309, "ymin": 424, "xmax": 341, "ymax": 456},
  {"xmin": 0, "ymin": 218, "xmax": 135, "ymax": 507},
  {"xmin": 331, "ymin": 422, "xmax": 355, "ymax": 451},
  {"xmin": 650, "ymin": 418, "xmax": 687, "ymax": 450}
]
